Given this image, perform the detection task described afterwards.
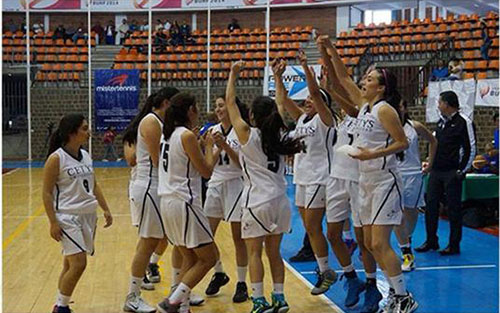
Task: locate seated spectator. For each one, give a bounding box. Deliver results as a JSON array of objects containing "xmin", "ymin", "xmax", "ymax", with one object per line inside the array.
[
  {"xmin": 180, "ymin": 20, "xmax": 194, "ymax": 45},
  {"xmin": 105, "ymin": 20, "xmax": 116, "ymax": 45},
  {"xmin": 72, "ymin": 23, "xmax": 87, "ymax": 43},
  {"xmin": 91, "ymin": 21, "xmax": 104, "ymax": 44},
  {"xmin": 129, "ymin": 19, "xmax": 138, "ymax": 32},
  {"xmin": 6, "ymin": 19, "xmax": 18, "ymax": 33},
  {"xmin": 480, "ymin": 19, "xmax": 492, "ymax": 60},
  {"xmin": 448, "ymin": 58, "xmax": 464, "ymax": 80},
  {"xmin": 154, "ymin": 28, "xmax": 168, "ymax": 52},
  {"xmin": 155, "ymin": 19, "xmax": 164, "ymax": 31},
  {"xmin": 65, "ymin": 25, "xmax": 77, "ymax": 41},
  {"xmin": 32, "ymin": 23, "xmax": 44, "ymax": 36},
  {"xmin": 118, "ymin": 19, "xmax": 130, "ymax": 45},
  {"xmin": 430, "ymin": 59, "xmax": 449, "ymax": 81},
  {"xmin": 140, "ymin": 20, "xmax": 149, "ymax": 31},
  {"xmin": 164, "ymin": 19, "xmax": 172, "ymax": 32},
  {"xmin": 228, "ymin": 18, "xmax": 241, "ymax": 32},
  {"xmin": 53, "ymin": 24, "xmax": 66, "ymax": 40},
  {"xmin": 170, "ymin": 21, "xmax": 183, "ymax": 46},
  {"xmin": 473, "ymin": 143, "xmax": 499, "ymax": 174}
]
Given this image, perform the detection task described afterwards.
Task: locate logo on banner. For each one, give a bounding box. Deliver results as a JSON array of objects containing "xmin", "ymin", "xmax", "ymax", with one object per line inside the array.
[
  {"xmin": 96, "ymin": 74, "xmax": 138, "ymax": 92},
  {"xmin": 20, "ymin": 0, "xmax": 80, "ymax": 9},
  {"xmin": 132, "ymin": 0, "xmax": 181, "ymax": 8},
  {"xmin": 480, "ymin": 85, "xmax": 491, "ymax": 98}
]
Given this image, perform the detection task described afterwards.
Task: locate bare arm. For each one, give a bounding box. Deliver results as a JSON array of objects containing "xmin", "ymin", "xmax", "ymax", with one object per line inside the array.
[
  {"xmin": 298, "ymin": 50, "xmax": 334, "ymax": 127},
  {"xmin": 140, "ymin": 116, "xmax": 162, "ymax": 167},
  {"xmin": 93, "ymin": 180, "xmax": 113, "ymax": 227},
  {"xmin": 213, "ymin": 131, "xmax": 241, "ymax": 168},
  {"xmin": 272, "ymin": 59, "xmax": 303, "ymax": 121},
  {"xmin": 226, "ymin": 61, "xmax": 251, "ymax": 145},
  {"xmin": 123, "ymin": 142, "xmax": 137, "ymax": 167},
  {"xmin": 413, "ymin": 120, "xmax": 438, "ymax": 173},
  {"xmin": 182, "ymin": 130, "xmax": 217, "ymax": 179},
  {"xmin": 42, "ymin": 154, "xmax": 62, "ymax": 242},
  {"xmin": 351, "ymin": 105, "xmax": 409, "ymax": 160}
]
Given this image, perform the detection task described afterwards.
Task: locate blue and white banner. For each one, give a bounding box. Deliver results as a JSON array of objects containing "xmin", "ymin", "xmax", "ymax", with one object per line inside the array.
[
  {"xmin": 95, "ymin": 69, "xmax": 140, "ymax": 132},
  {"xmin": 268, "ymin": 64, "xmax": 321, "ymax": 100},
  {"xmin": 475, "ymin": 79, "xmax": 499, "ymax": 107},
  {"xmin": 426, "ymin": 79, "xmax": 476, "ymax": 123}
]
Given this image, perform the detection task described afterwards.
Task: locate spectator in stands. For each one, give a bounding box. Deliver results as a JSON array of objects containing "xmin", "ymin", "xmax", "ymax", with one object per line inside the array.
[
  {"xmin": 472, "ymin": 143, "xmax": 499, "ymax": 174},
  {"xmin": 102, "ymin": 126, "xmax": 119, "ymax": 161},
  {"xmin": 416, "ymin": 90, "xmax": 476, "ymax": 256},
  {"xmin": 72, "ymin": 23, "xmax": 87, "ymax": 43},
  {"xmin": 118, "ymin": 19, "xmax": 130, "ymax": 45},
  {"xmin": 140, "ymin": 19, "xmax": 149, "ymax": 31},
  {"xmin": 105, "ymin": 20, "xmax": 115, "ymax": 45},
  {"xmin": 170, "ymin": 21, "xmax": 183, "ymax": 46},
  {"xmin": 32, "ymin": 22, "xmax": 44, "ymax": 35},
  {"xmin": 227, "ymin": 18, "xmax": 241, "ymax": 32},
  {"xmin": 430, "ymin": 59, "xmax": 449, "ymax": 81},
  {"xmin": 448, "ymin": 58, "xmax": 464, "ymax": 80},
  {"xmin": 6, "ymin": 19, "xmax": 18, "ymax": 33},
  {"xmin": 129, "ymin": 19, "xmax": 139, "ymax": 32},
  {"xmin": 164, "ymin": 19, "xmax": 172, "ymax": 32},
  {"xmin": 154, "ymin": 28, "xmax": 168, "ymax": 52},
  {"xmin": 180, "ymin": 20, "xmax": 192, "ymax": 42},
  {"xmin": 92, "ymin": 21, "xmax": 104, "ymax": 44},
  {"xmin": 155, "ymin": 19, "xmax": 164, "ymax": 31},
  {"xmin": 53, "ymin": 24, "xmax": 66, "ymax": 40},
  {"xmin": 480, "ymin": 19, "xmax": 493, "ymax": 60},
  {"xmin": 493, "ymin": 113, "xmax": 499, "ymax": 149}
]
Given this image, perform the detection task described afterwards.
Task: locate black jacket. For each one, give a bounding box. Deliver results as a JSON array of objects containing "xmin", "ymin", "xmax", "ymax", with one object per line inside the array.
[{"xmin": 434, "ymin": 112, "xmax": 476, "ymax": 172}]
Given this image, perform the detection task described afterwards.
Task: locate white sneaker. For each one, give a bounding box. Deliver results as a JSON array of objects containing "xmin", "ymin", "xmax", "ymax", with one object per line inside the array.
[
  {"xmin": 401, "ymin": 254, "xmax": 415, "ymax": 272},
  {"xmin": 123, "ymin": 293, "xmax": 156, "ymax": 313},
  {"xmin": 380, "ymin": 288, "xmax": 396, "ymax": 313},
  {"xmin": 189, "ymin": 292, "xmax": 205, "ymax": 306},
  {"xmin": 141, "ymin": 276, "xmax": 155, "ymax": 290}
]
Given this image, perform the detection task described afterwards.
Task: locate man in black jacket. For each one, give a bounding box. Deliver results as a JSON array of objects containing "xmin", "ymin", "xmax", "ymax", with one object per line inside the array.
[{"xmin": 416, "ymin": 91, "xmax": 476, "ymax": 255}]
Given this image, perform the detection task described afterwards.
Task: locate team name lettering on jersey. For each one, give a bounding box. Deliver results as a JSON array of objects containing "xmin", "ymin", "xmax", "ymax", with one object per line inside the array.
[{"xmin": 67, "ymin": 165, "xmax": 93, "ymax": 178}]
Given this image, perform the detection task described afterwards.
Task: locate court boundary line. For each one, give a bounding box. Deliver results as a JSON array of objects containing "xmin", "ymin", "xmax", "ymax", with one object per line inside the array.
[
  {"xmin": 283, "ymin": 260, "xmax": 346, "ymax": 313},
  {"xmin": 298, "ymin": 264, "xmax": 497, "ymax": 275},
  {"xmin": 3, "ymin": 205, "xmax": 45, "ymax": 250},
  {"xmin": 2, "ymin": 168, "xmax": 20, "ymax": 176}
]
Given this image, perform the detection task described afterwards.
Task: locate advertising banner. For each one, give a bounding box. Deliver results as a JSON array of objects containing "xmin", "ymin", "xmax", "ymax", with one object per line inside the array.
[
  {"xmin": 94, "ymin": 69, "xmax": 140, "ymax": 132},
  {"xmin": 475, "ymin": 78, "xmax": 499, "ymax": 107},
  {"xmin": 4, "ymin": 0, "xmax": 80, "ymax": 11},
  {"xmin": 268, "ymin": 64, "xmax": 321, "ymax": 100},
  {"xmin": 426, "ymin": 79, "xmax": 476, "ymax": 123}
]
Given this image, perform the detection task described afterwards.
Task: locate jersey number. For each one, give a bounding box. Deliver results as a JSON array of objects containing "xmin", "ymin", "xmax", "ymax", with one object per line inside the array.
[
  {"xmin": 347, "ymin": 133, "xmax": 354, "ymax": 146},
  {"xmin": 83, "ymin": 179, "xmax": 90, "ymax": 193},
  {"xmin": 218, "ymin": 152, "xmax": 230, "ymax": 166},
  {"xmin": 161, "ymin": 143, "xmax": 170, "ymax": 173},
  {"xmin": 300, "ymin": 140, "xmax": 307, "ymax": 153},
  {"xmin": 267, "ymin": 155, "xmax": 280, "ymax": 173}
]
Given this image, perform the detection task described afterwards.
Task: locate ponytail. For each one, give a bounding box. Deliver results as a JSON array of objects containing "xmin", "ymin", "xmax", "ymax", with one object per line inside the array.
[
  {"xmin": 47, "ymin": 114, "xmax": 86, "ymax": 158},
  {"xmin": 163, "ymin": 92, "xmax": 197, "ymax": 141}
]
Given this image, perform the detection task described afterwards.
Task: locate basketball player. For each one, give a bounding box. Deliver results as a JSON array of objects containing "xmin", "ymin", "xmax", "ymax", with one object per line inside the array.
[
  {"xmin": 396, "ymin": 99, "xmax": 437, "ymax": 271},
  {"xmin": 123, "ymin": 87, "xmax": 180, "ymax": 313},
  {"xmin": 157, "ymin": 92, "xmax": 218, "ymax": 313},
  {"xmin": 226, "ymin": 61, "xmax": 303, "ymax": 313},
  {"xmin": 43, "ymin": 114, "xmax": 113, "ymax": 313},
  {"xmin": 322, "ymin": 36, "xmax": 418, "ymax": 313},
  {"xmin": 271, "ymin": 55, "xmax": 338, "ymax": 296},
  {"xmin": 203, "ymin": 95, "xmax": 250, "ymax": 302}
]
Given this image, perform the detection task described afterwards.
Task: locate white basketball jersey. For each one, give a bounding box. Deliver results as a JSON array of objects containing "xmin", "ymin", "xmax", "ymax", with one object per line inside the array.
[
  {"xmin": 130, "ymin": 165, "xmax": 137, "ymax": 182},
  {"xmin": 158, "ymin": 127, "xmax": 202, "ymax": 208},
  {"xmin": 398, "ymin": 121, "xmax": 421, "ymax": 175},
  {"xmin": 330, "ymin": 116, "xmax": 360, "ymax": 182},
  {"xmin": 292, "ymin": 113, "xmax": 330, "ymax": 185},
  {"xmin": 239, "ymin": 128, "xmax": 287, "ymax": 208},
  {"xmin": 135, "ymin": 112, "xmax": 163, "ymax": 185},
  {"xmin": 52, "ymin": 148, "xmax": 98, "ymax": 214},
  {"xmin": 208, "ymin": 123, "xmax": 242, "ymax": 186},
  {"xmin": 356, "ymin": 101, "xmax": 398, "ymax": 173}
]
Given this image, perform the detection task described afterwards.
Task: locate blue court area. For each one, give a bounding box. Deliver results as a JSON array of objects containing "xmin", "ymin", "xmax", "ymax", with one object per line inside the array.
[{"xmin": 281, "ymin": 176, "xmax": 499, "ymax": 313}]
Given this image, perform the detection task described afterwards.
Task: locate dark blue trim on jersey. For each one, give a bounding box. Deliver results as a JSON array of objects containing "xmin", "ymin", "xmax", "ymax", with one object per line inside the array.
[
  {"xmin": 91, "ymin": 220, "xmax": 97, "ymax": 256},
  {"xmin": 186, "ymin": 160, "xmax": 193, "ymax": 205},
  {"xmin": 184, "ymin": 203, "xmax": 190, "ymax": 244},
  {"xmin": 370, "ymin": 180, "xmax": 396, "ymax": 225},
  {"xmin": 55, "ymin": 184, "xmax": 60, "ymax": 211},
  {"xmin": 225, "ymin": 189, "xmax": 243, "ymax": 221},
  {"xmin": 62, "ymin": 147, "xmax": 83, "ymax": 162},
  {"xmin": 138, "ymin": 179, "xmax": 152, "ymax": 234},
  {"xmin": 187, "ymin": 203, "xmax": 213, "ymax": 239},
  {"xmin": 147, "ymin": 192, "xmax": 166, "ymax": 236},
  {"xmin": 242, "ymin": 158, "xmax": 252, "ymax": 208},
  {"xmin": 151, "ymin": 111, "xmax": 164, "ymax": 125},
  {"xmin": 221, "ymin": 125, "xmax": 233, "ymax": 137},
  {"xmin": 381, "ymin": 135, "xmax": 390, "ymax": 170},
  {"xmin": 248, "ymin": 208, "xmax": 272, "ymax": 233},
  {"xmin": 61, "ymin": 229, "xmax": 86, "ymax": 253},
  {"xmin": 388, "ymin": 169, "xmax": 403, "ymax": 211},
  {"xmin": 148, "ymin": 157, "xmax": 153, "ymax": 178},
  {"xmin": 326, "ymin": 128, "xmax": 332, "ymax": 175},
  {"xmin": 305, "ymin": 185, "xmax": 321, "ymax": 209}
]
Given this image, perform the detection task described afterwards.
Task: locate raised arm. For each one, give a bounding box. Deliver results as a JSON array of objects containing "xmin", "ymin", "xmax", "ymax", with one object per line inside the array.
[
  {"xmin": 42, "ymin": 154, "xmax": 63, "ymax": 242},
  {"xmin": 413, "ymin": 120, "xmax": 438, "ymax": 173},
  {"xmin": 226, "ymin": 61, "xmax": 251, "ymax": 145},
  {"xmin": 272, "ymin": 58, "xmax": 303, "ymax": 121},
  {"xmin": 318, "ymin": 36, "xmax": 364, "ymax": 108},
  {"xmin": 298, "ymin": 50, "xmax": 334, "ymax": 127},
  {"xmin": 351, "ymin": 105, "xmax": 408, "ymax": 160}
]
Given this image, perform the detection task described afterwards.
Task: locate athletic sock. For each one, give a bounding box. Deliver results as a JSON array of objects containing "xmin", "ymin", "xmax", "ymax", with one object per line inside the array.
[
  {"xmin": 171, "ymin": 267, "xmax": 181, "ymax": 287},
  {"xmin": 169, "ymin": 282, "xmax": 191, "ymax": 304},
  {"xmin": 273, "ymin": 283, "xmax": 284, "ymax": 294},
  {"xmin": 315, "ymin": 255, "xmax": 330, "ymax": 273},
  {"xmin": 56, "ymin": 291, "xmax": 71, "ymax": 307},
  {"xmin": 342, "ymin": 264, "xmax": 357, "ymax": 278},
  {"xmin": 382, "ymin": 271, "xmax": 393, "ymax": 288},
  {"xmin": 129, "ymin": 276, "xmax": 143, "ymax": 296},
  {"xmin": 343, "ymin": 230, "xmax": 353, "ymax": 241},
  {"xmin": 214, "ymin": 260, "xmax": 224, "ymax": 273},
  {"xmin": 251, "ymin": 282, "xmax": 264, "ymax": 298},
  {"xmin": 237, "ymin": 266, "xmax": 247, "ymax": 282},
  {"xmin": 389, "ymin": 273, "xmax": 407, "ymax": 296},
  {"xmin": 150, "ymin": 252, "xmax": 161, "ymax": 264}
]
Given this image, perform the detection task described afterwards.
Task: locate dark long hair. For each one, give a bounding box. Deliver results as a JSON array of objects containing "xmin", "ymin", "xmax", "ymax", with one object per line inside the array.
[
  {"xmin": 47, "ymin": 114, "xmax": 86, "ymax": 158},
  {"xmin": 376, "ymin": 68, "xmax": 405, "ymax": 161},
  {"xmin": 217, "ymin": 94, "xmax": 249, "ymax": 123},
  {"xmin": 251, "ymin": 96, "xmax": 303, "ymax": 157},
  {"xmin": 122, "ymin": 87, "xmax": 179, "ymax": 145},
  {"xmin": 318, "ymin": 87, "xmax": 339, "ymax": 124},
  {"xmin": 163, "ymin": 92, "xmax": 197, "ymax": 140},
  {"xmin": 401, "ymin": 99, "xmax": 411, "ymax": 125}
]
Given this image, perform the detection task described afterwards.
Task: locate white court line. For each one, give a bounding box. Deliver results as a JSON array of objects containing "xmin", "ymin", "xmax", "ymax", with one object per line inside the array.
[
  {"xmin": 283, "ymin": 260, "xmax": 346, "ymax": 313},
  {"xmin": 2, "ymin": 168, "xmax": 20, "ymax": 176},
  {"xmin": 299, "ymin": 264, "xmax": 497, "ymax": 275}
]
